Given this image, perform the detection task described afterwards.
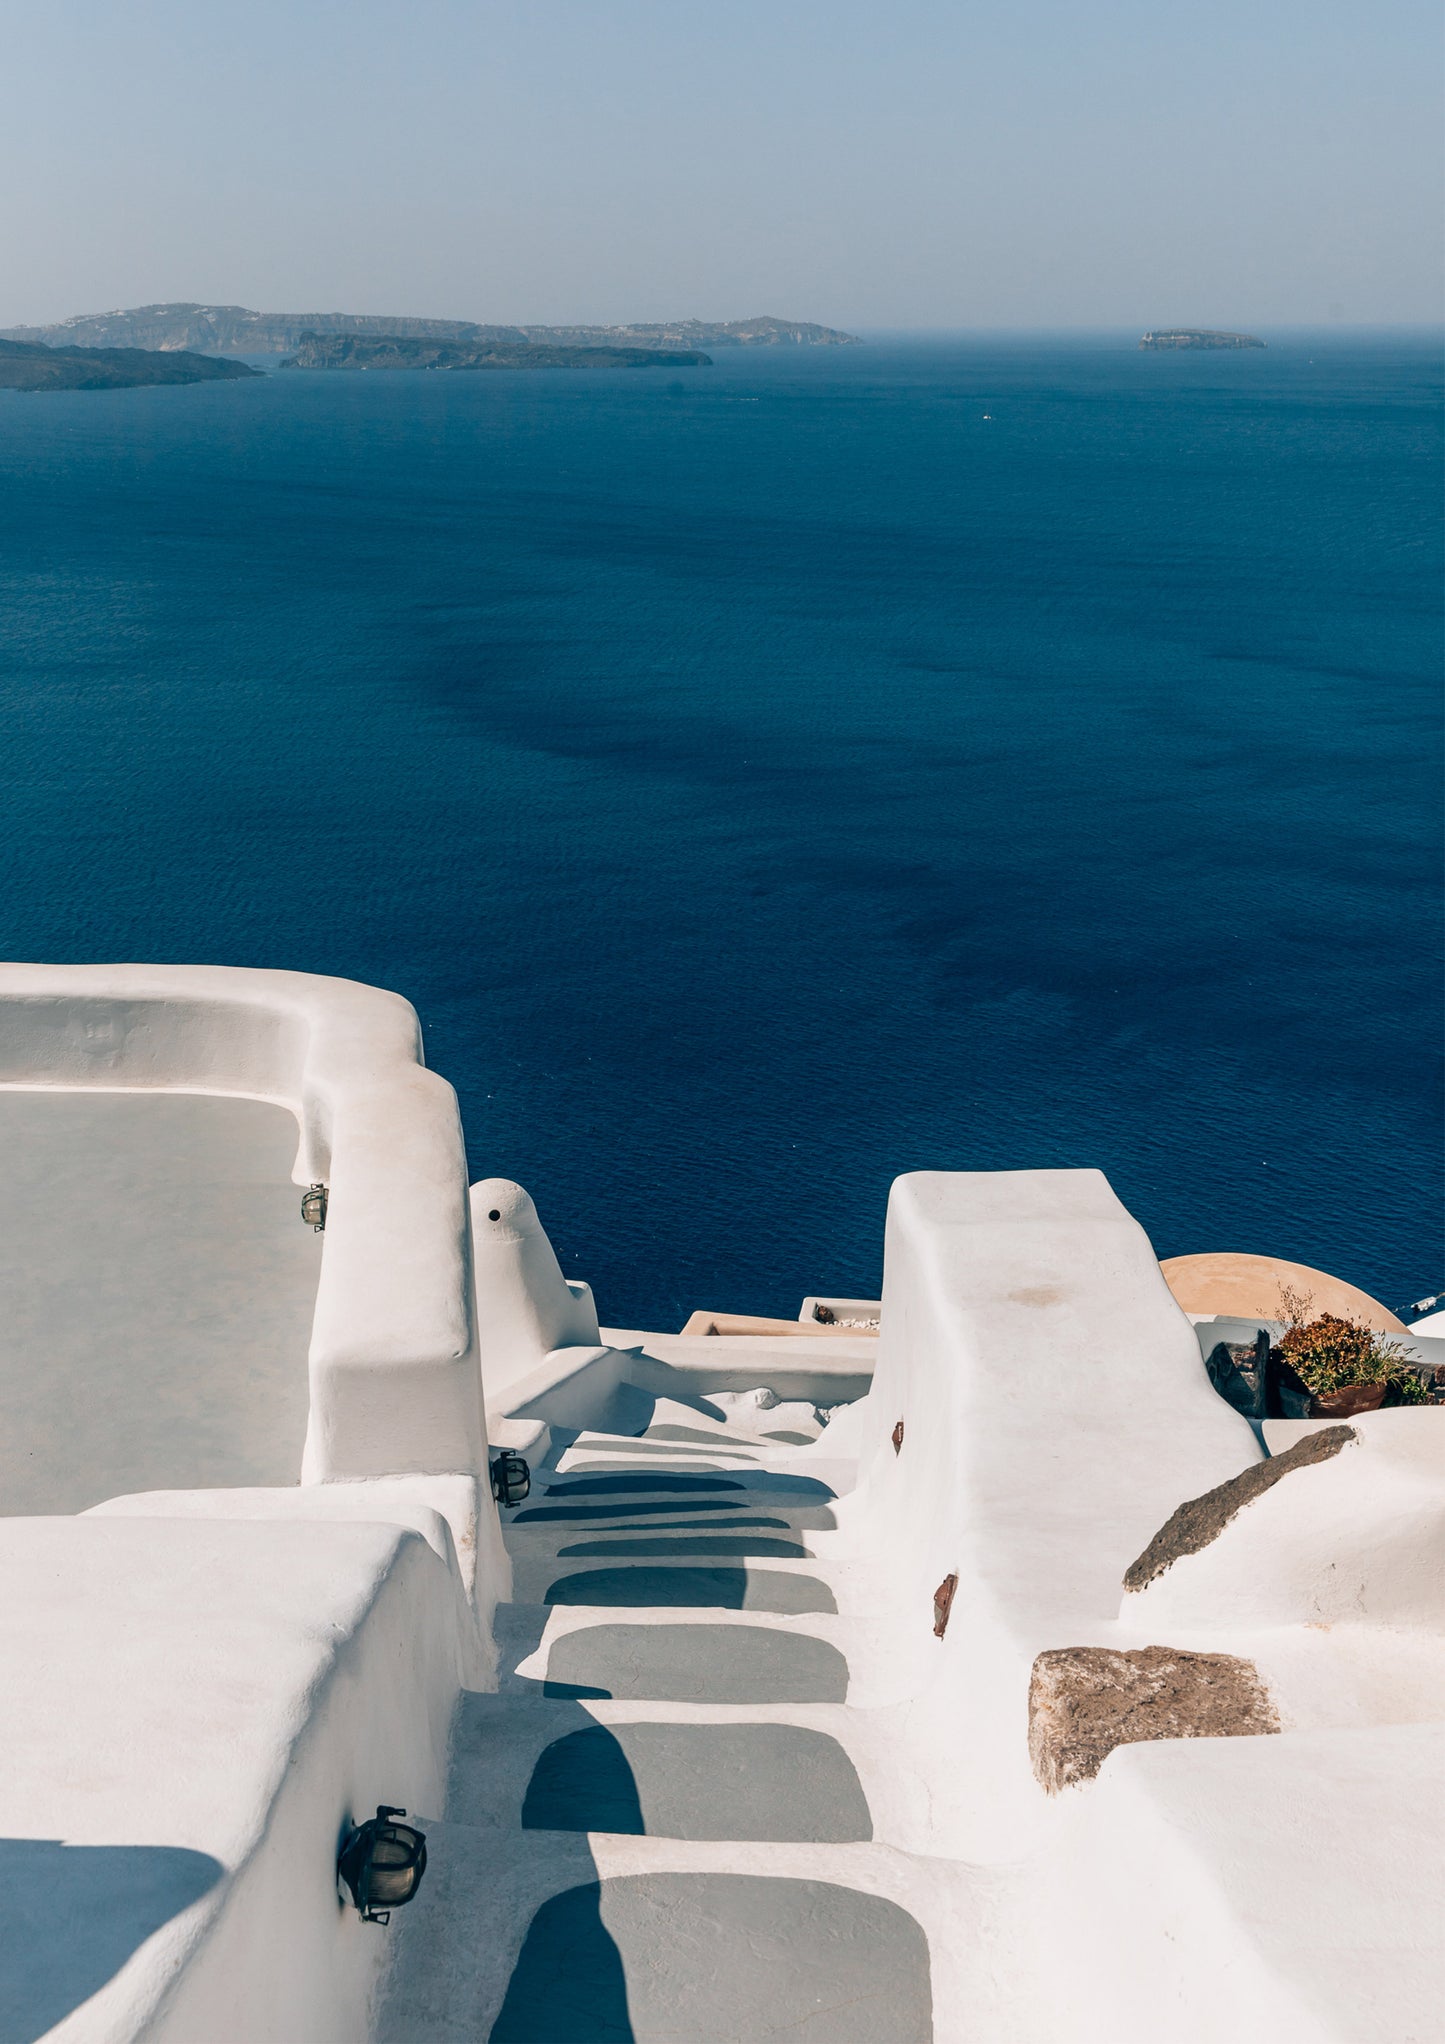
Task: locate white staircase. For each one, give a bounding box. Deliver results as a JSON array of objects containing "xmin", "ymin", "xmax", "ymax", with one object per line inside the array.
[{"xmin": 376, "ymin": 1396, "xmax": 1019, "ymax": 2043}]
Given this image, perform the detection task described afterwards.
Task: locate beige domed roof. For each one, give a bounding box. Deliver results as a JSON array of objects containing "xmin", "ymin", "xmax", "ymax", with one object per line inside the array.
[{"xmin": 1159, "ymin": 1252, "xmax": 1407, "ymax": 1332}]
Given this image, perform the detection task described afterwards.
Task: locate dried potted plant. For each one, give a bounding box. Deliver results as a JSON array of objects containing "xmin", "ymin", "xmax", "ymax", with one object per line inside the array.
[{"xmin": 1270, "ymin": 1286, "xmax": 1428, "ymax": 1418}]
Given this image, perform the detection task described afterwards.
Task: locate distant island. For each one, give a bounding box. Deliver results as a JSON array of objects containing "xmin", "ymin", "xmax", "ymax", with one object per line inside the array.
[
  {"xmin": 1139, "ymin": 330, "xmax": 1265, "ymax": 350},
  {"xmin": 0, "ymin": 303, "xmax": 858, "ymax": 357},
  {"xmin": 282, "ymin": 334, "xmax": 712, "ymax": 373},
  {"xmin": 0, "ymin": 337, "xmax": 261, "ymax": 393}
]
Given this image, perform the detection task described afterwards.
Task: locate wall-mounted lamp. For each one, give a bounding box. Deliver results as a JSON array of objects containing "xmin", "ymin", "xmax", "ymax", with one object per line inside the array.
[
  {"xmin": 337, "ymin": 1806, "xmax": 428, "ymax": 1925},
  {"xmin": 301, "ymin": 1183, "xmax": 328, "ymax": 1232},
  {"xmin": 490, "ymin": 1451, "xmax": 531, "ymax": 1508}
]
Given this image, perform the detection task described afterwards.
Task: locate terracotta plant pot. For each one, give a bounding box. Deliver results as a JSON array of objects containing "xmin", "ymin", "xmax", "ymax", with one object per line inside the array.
[{"xmin": 1308, "ymin": 1380, "xmax": 1387, "ymax": 1419}]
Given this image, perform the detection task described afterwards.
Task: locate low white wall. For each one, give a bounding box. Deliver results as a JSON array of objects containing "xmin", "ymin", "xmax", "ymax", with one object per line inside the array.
[
  {"xmin": 1128, "ymin": 1409, "xmax": 1445, "ymax": 1629},
  {"xmin": 496, "ymin": 1344, "xmax": 637, "ymax": 1432},
  {"xmin": 0, "ymin": 965, "xmax": 488, "ymax": 1489},
  {"xmin": 1039, "ymin": 1722, "xmax": 1444, "ymax": 2042},
  {"xmin": 89, "ymin": 1470, "xmax": 503, "ymax": 1629},
  {"xmin": 146, "ymin": 1530, "xmax": 471, "ymax": 2044},
  {"xmin": 599, "ymin": 1329, "xmax": 876, "ymax": 1405},
  {"xmin": 0, "ymin": 1515, "xmax": 473, "ymax": 2044},
  {"xmin": 841, "ymin": 1168, "xmax": 1260, "ymax": 1859}
]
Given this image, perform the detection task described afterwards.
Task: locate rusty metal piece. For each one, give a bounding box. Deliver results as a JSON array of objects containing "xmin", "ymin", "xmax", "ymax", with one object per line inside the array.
[
  {"xmin": 891, "ymin": 1420, "xmax": 905, "ymax": 1454},
  {"xmin": 932, "ymin": 1572, "xmax": 958, "ymax": 1638}
]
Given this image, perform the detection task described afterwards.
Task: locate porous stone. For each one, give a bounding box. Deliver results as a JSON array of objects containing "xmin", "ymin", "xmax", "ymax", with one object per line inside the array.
[
  {"xmin": 1027, "ymin": 1645, "xmax": 1279, "ymax": 1793},
  {"xmin": 1123, "ymin": 1425, "xmax": 1356, "ymax": 1592}
]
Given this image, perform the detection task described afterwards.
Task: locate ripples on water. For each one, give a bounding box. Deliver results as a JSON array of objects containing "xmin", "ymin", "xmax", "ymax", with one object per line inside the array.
[{"xmin": 0, "ymin": 335, "xmax": 1439, "ymax": 1323}]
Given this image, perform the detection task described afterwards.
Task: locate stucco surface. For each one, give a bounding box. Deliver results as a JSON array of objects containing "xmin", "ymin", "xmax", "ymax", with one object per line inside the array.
[
  {"xmin": 379, "ymin": 1418, "xmax": 947, "ymax": 2041},
  {"xmin": 521, "ymin": 1722, "xmax": 872, "ymax": 1840},
  {"xmin": 87, "ymin": 1469, "xmax": 491, "ymax": 1610},
  {"xmin": 0, "ymin": 1090, "xmax": 318, "ymax": 1511},
  {"xmin": 370, "ymin": 1168, "xmax": 1444, "ymax": 2042},
  {"xmin": 490, "ymin": 1873, "xmax": 930, "ymax": 2042},
  {"xmin": 539, "ymin": 1621, "xmax": 851, "ymax": 1703},
  {"xmin": 0, "ymin": 1046, "xmax": 1436, "ymax": 2044},
  {"xmin": 1046, "ymin": 1723, "xmax": 1444, "ymax": 2042},
  {"xmin": 0, "ymin": 1514, "xmax": 472, "ymax": 2044},
  {"xmin": 543, "ymin": 1563, "xmax": 837, "ymax": 1610},
  {"xmin": 0, "ymin": 964, "xmax": 493, "ymax": 1488},
  {"xmin": 1122, "ymin": 1424, "xmax": 1357, "ymax": 1590}
]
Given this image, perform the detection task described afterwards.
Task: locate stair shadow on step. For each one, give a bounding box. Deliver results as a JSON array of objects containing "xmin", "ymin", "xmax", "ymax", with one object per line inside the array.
[
  {"xmin": 515, "ymin": 1495, "xmax": 780, "ymax": 1524},
  {"xmin": 521, "ymin": 1722, "xmax": 871, "ymax": 1842},
  {"xmin": 0, "ymin": 1837, "xmax": 223, "ymax": 2043},
  {"xmin": 562, "ymin": 1460, "xmax": 754, "ymax": 1476},
  {"xmin": 543, "ymin": 1565, "xmax": 836, "ymax": 1612},
  {"xmin": 557, "ymin": 1534, "xmax": 812, "ymax": 1559},
  {"xmin": 540, "ymin": 1623, "xmax": 849, "ymax": 1703},
  {"xmin": 524, "ymin": 1506, "xmax": 838, "ymax": 1534},
  {"xmin": 542, "ymin": 1473, "xmax": 835, "ymax": 1501},
  {"xmin": 568, "ymin": 1440, "xmax": 760, "ymax": 1461},
  {"xmin": 643, "ymin": 1424, "xmax": 810, "ymax": 1447},
  {"xmin": 489, "ymin": 1874, "xmax": 931, "ymax": 2043}
]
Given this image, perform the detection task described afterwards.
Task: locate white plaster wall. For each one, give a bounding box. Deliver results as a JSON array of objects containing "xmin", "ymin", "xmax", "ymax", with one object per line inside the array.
[
  {"xmin": 469, "ymin": 1180, "xmax": 601, "ymax": 1406},
  {"xmin": 1040, "ymin": 1723, "xmax": 1444, "ymax": 2042},
  {"xmin": 145, "ymin": 1538, "xmax": 470, "ymax": 2044},
  {"xmin": 598, "ymin": 1329, "xmax": 875, "ymax": 1404},
  {"xmin": 495, "ymin": 1344, "xmax": 639, "ymax": 1432},
  {"xmin": 0, "ymin": 1516, "xmax": 473, "ymax": 2044},
  {"xmin": 0, "ymin": 966, "xmax": 491, "ymax": 1493},
  {"xmin": 835, "ymin": 1169, "xmax": 1261, "ymax": 1860},
  {"xmin": 88, "ymin": 1470, "xmax": 505, "ymax": 1629},
  {"xmin": 1127, "ymin": 1410, "xmax": 1445, "ymax": 1628}
]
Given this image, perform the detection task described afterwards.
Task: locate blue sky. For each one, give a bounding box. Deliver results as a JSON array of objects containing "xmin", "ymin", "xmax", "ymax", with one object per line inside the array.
[{"xmin": 3, "ymin": 0, "xmax": 1440, "ymax": 327}]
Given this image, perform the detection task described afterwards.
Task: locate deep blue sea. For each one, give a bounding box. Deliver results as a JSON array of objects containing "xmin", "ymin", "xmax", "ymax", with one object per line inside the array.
[{"xmin": 1, "ymin": 334, "xmax": 1440, "ymax": 1326}]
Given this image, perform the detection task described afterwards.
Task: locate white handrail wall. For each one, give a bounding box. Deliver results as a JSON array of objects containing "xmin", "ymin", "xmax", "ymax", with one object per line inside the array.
[{"xmin": 841, "ymin": 1167, "xmax": 1261, "ymax": 1859}]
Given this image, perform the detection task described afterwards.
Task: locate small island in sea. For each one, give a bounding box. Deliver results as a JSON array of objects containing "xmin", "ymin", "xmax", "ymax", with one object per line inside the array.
[
  {"xmin": 1139, "ymin": 329, "xmax": 1265, "ymax": 349},
  {"xmin": 0, "ymin": 337, "xmax": 260, "ymax": 392},
  {"xmin": 281, "ymin": 333, "xmax": 712, "ymax": 372}
]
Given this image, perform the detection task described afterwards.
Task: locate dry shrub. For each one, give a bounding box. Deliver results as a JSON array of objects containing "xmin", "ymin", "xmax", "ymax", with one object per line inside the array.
[{"xmin": 1275, "ymin": 1290, "xmax": 1426, "ymax": 1405}]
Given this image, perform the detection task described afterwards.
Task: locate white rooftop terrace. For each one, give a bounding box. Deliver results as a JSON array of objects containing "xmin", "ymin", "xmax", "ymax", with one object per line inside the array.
[
  {"xmin": 0, "ymin": 963, "xmax": 505, "ymax": 2043},
  {"xmin": 0, "ymin": 1090, "xmax": 320, "ymax": 1513},
  {"xmin": 0, "ymin": 962, "xmax": 497, "ymax": 1491}
]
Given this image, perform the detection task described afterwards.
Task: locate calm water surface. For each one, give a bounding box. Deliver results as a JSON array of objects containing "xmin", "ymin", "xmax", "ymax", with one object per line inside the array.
[{"xmin": 1, "ymin": 335, "xmax": 1440, "ymax": 1324}]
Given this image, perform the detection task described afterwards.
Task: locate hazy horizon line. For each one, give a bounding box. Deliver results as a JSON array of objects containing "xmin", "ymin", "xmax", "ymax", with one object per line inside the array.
[{"xmin": 5, "ymin": 302, "xmax": 1442, "ymax": 343}]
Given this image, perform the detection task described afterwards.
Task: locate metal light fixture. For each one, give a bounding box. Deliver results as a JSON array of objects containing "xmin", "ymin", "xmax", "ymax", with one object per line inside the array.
[
  {"xmin": 301, "ymin": 1183, "xmax": 328, "ymax": 1232},
  {"xmin": 337, "ymin": 1806, "xmax": 428, "ymax": 1925},
  {"xmin": 490, "ymin": 1451, "xmax": 531, "ymax": 1508}
]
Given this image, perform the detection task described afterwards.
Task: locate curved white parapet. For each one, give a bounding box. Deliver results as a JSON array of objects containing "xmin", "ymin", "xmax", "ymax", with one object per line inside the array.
[
  {"xmin": 0, "ymin": 964, "xmax": 486, "ymax": 1487},
  {"xmin": 469, "ymin": 1179, "xmax": 601, "ymax": 1409}
]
